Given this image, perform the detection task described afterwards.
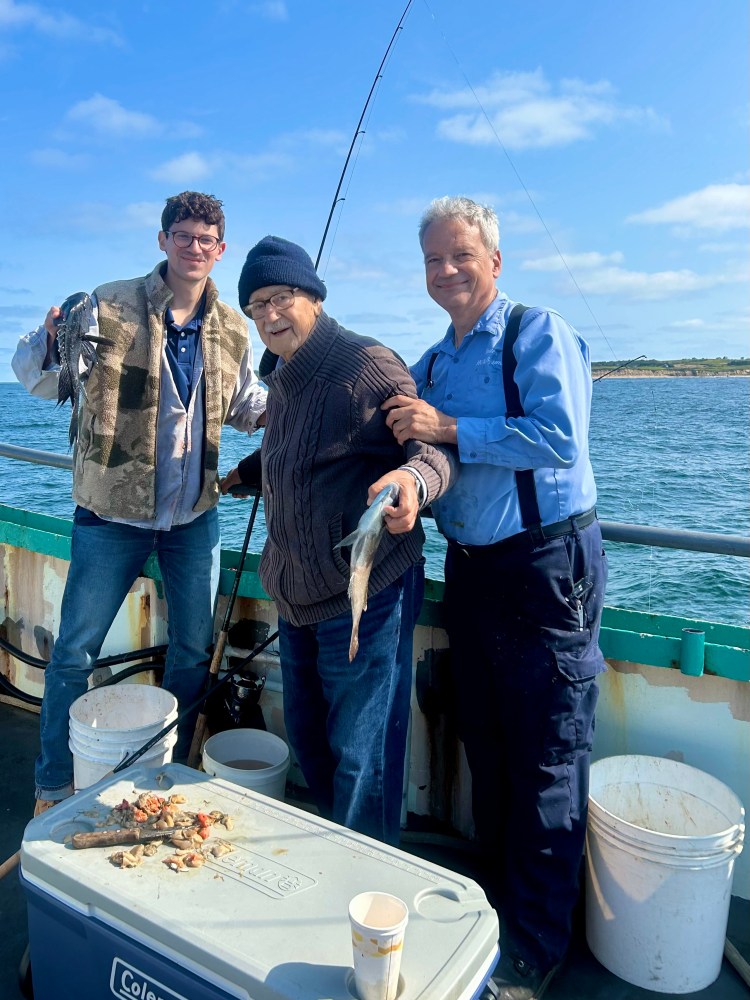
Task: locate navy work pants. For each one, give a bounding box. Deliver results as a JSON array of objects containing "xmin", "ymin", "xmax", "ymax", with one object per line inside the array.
[{"xmin": 443, "ymin": 519, "xmax": 607, "ymax": 968}]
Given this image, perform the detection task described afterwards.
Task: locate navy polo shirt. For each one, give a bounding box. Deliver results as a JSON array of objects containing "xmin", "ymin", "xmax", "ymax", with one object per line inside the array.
[{"xmin": 165, "ymin": 292, "xmax": 206, "ymax": 407}]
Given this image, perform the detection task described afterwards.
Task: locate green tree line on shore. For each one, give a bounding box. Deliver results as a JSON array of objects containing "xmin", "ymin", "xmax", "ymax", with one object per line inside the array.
[{"xmin": 591, "ymin": 357, "xmax": 749, "ymax": 376}]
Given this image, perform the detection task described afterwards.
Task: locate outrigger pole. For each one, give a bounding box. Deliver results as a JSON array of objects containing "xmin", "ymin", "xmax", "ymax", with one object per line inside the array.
[
  {"xmin": 593, "ymin": 355, "xmax": 648, "ymax": 382},
  {"xmin": 314, "ymin": 0, "xmax": 414, "ymax": 270}
]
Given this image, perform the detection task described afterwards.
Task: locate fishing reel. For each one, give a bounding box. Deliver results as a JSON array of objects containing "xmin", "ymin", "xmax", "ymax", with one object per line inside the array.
[{"xmin": 206, "ymin": 666, "xmax": 267, "ymax": 734}]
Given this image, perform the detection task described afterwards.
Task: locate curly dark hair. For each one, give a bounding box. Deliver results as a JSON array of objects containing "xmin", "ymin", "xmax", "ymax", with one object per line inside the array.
[{"xmin": 161, "ymin": 191, "xmax": 225, "ymax": 240}]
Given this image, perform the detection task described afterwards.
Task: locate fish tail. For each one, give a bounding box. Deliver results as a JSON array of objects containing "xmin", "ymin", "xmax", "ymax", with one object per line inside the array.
[{"xmin": 349, "ymin": 632, "xmax": 359, "ymax": 662}]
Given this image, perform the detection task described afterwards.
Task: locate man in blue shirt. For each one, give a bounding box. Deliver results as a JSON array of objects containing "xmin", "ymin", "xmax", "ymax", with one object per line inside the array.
[{"xmin": 383, "ymin": 196, "xmax": 607, "ymax": 1000}]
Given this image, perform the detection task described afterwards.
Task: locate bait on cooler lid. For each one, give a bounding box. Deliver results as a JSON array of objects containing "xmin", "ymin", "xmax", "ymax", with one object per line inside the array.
[{"xmin": 21, "ymin": 763, "xmax": 499, "ymax": 1000}]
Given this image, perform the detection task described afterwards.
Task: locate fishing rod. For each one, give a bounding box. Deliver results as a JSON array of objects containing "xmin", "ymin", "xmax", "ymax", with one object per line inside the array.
[
  {"xmin": 593, "ymin": 355, "xmax": 648, "ymax": 383},
  {"xmin": 314, "ymin": 0, "xmax": 414, "ymax": 270}
]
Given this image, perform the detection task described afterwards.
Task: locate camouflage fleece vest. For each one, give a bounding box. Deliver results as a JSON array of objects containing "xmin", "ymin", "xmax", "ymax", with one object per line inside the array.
[{"xmin": 72, "ymin": 262, "xmax": 248, "ymax": 521}]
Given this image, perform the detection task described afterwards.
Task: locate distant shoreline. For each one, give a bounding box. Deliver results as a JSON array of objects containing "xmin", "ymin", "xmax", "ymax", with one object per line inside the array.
[{"xmin": 594, "ymin": 370, "xmax": 750, "ymax": 378}]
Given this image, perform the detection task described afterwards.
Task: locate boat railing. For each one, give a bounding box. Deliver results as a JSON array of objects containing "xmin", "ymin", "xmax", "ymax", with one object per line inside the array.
[{"xmin": 0, "ymin": 440, "xmax": 747, "ymax": 559}]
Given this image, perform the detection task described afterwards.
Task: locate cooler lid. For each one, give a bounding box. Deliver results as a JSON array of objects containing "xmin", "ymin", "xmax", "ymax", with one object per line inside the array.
[{"xmin": 21, "ymin": 763, "xmax": 498, "ymax": 1000}]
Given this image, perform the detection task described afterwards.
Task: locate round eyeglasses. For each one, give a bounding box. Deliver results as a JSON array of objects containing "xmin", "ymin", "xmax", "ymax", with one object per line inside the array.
[
  {"xmin": 244, "ymin": 288, "xmax": 299, "ymax": 320},
  {"xmin": 166, "ymin": 230, "xmax": 222, "ymax": 252}
]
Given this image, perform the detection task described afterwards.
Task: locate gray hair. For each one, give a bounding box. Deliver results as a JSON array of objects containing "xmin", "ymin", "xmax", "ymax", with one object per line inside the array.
[{"xmin": 418, "ymin": 196, "xmax": 499, "ymax": 252}]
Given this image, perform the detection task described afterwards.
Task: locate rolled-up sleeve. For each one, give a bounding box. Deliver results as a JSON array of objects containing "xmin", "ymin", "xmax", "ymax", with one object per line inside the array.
[{"xmin": 11, "ymin": 326, "xmax": 60, "ymax": 399}]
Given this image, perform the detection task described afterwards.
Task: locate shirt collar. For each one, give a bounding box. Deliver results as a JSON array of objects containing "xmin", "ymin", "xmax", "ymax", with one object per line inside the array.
[
  {"xmin": 439, "ymin": 290, "xmax": 507, "ymax": 353},
  {"xmin": 165, "ymin": 290, "xmax": 207, "ymax": 333}
]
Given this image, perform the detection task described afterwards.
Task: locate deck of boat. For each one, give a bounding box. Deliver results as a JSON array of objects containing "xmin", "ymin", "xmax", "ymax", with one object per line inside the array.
[{"xmin": 1, "ymin": 699, "xmax": 748, "ymax": 1000}]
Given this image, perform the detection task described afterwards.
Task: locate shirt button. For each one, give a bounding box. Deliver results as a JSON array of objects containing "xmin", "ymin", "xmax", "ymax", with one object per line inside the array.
[
  {"xmin": 453, "ymin": 357, "xmax": 459, "ymax": 364},
  {"xmin": 447, "ymin": 393, "xmax": 453, "ymax": 400},
  {"xmin": 470, "ymin": 451, "xmax": 477, "ymax": 458},
  {"xmin": 484, "ymin": 376, "xmax": 490, "ymax": 383},
  {"xmin": 180, "ymin": 347, "xmax": 186, "ymax": 353}
]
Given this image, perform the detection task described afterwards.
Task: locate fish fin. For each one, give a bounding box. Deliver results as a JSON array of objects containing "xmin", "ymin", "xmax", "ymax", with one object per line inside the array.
[
  {"xmin": 335, "ymin": 530, "xmax": 359, "ymax": 551},
  {"xmin": 82, "ymin": 333, "xmax": 114, "ymax": 346},
  {"xmin": 57, "ymin": 366, "xmax": 73, "ymax": 407},
  {"xmin": 68, "ymin": 405, "xmax": 78, "ymax": 447}
]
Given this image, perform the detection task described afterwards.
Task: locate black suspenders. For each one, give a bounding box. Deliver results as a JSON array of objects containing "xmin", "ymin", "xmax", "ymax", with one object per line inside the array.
[{"xmin": 501, "ymin": 304, "xmax": 544, "ymax": 543}]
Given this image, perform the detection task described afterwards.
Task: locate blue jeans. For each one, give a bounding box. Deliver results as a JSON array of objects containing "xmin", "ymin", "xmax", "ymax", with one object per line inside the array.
[
  {"xmin": 278, "ymin": 563, "xmax": 424, "ymax": 845},
  {"xmin": 36, "ymin": 507, "xmax": 220, "ymax": 800}
]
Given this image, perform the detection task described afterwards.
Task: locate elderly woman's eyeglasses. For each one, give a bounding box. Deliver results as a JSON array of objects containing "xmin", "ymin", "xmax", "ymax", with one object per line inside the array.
[
  {"xmin": 244, "ymin": 288, "xmax": 299, "ymax": 320},
  {"xmin": 166, "ymin": 231, "xmax": 221, "ymax": 252}
]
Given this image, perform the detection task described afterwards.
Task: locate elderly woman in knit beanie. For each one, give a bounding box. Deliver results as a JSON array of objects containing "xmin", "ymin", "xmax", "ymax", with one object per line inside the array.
[{"xmin": 222, "ymin": 235, "xmax": 456, "ymax": 845}]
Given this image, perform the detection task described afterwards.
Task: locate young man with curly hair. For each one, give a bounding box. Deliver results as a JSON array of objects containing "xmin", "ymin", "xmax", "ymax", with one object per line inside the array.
[{"xmin": 13, "ymin": 191, "xmax": 267, "ymax": 814}]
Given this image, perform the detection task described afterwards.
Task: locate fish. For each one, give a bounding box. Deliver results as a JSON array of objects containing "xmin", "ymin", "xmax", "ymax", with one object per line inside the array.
[
  {"xmin": 54, "ymin": 291, "xmax": 112, "ymax": 445},
  {"xmin": 335, "ymin": 482, "xmax": 400, "ymax": 662}
]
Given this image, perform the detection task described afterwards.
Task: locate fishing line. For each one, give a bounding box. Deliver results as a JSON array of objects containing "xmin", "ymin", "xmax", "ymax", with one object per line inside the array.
[
  {"xmin": 315, "ymin": 0, "xmax": 416, "ymax": 272},
  {"xmin": 419, "ymin": 0, "xmax": 621, "ymax": 365}
]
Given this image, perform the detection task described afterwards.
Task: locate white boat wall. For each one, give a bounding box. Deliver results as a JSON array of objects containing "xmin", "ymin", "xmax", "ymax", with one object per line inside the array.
[{"xmin": 1, "ymin": 502, "xmax": 748, "ymax": 899}]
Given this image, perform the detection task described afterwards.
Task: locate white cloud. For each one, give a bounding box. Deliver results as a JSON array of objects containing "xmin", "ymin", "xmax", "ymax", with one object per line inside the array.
[
  {"xmin": 227, "ymin": 151, "xmax": 292, "ymax": 177},
  {"xmin": 523, "ymin": 251, "xmax": 625, "ymax": 271},
  {"xmin": 627, "ymin": 183, "xmax": 750, "ymax": 232},
  {"xmin": 65, "ymin": 95, "xmax": 161, "ymax": 138},
  {"xmin": 414, "ymin": 69, "xmax": 662, "ymax": 150},
  {"xmin": 149, "ymin": 148, "xmax": 292, "ymax": 186},
  {"xmin": 0, "ymin": 0, "xmax": 122, "ymax": 45},
  {"xmin": 61, "ymin": 94, "xmax": 201, "ymax": 142},
  {"xmin": 30, "ymin": 147, "xmax": 88, "ymax": 169},
  {"xmin": 250, "ymin": 1, "xmax": 288, "ymax": 20},
  {"xmin": 123, "ymin": 201, "xmax": 163, "ymax": 229},
  {"xmin": 697, "ymin": 240, "xmax": 750, "ymax": 254},
  {"xmin": 662, "ymin": 319, "xmax": 706, "ymax": 330},
  {"xmin": 150, "ymin": 152, "xmax": 214, "ymax": 184},
  {"xmin": 523, "ymin": 250, "xmax": 727, "ymax": 300}
]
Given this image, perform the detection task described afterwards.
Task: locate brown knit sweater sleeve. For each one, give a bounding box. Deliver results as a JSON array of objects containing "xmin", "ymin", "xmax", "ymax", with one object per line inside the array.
[{"xmin": 352, "ymin": 344, "xmax": 457, "ymax": 505}]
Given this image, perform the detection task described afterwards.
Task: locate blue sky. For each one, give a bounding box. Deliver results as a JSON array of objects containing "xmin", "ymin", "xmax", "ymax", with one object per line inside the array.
[{"xmin": 1, "ymin": 0, "xmax": 748, "ymax": 379}]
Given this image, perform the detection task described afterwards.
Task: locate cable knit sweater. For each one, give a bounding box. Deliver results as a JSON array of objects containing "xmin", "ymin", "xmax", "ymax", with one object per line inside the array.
[{"xmin": 257, "ymin": 312, "xmax": 456, "ymax": 626}]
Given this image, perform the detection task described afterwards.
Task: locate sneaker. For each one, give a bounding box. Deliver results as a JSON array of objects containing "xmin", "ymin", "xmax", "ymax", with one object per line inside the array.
[{"xmin": 480, "ymin": 954, "xmax": 561, "ymax": 1000}]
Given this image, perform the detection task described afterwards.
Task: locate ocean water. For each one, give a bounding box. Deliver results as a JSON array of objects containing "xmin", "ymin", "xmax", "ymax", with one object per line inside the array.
[{"xmin": 0, "ymin": 377, "xmax": 747, "ymax": 626}]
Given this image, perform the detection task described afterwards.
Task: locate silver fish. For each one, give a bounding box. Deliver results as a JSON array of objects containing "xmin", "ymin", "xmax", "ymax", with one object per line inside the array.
[
  {"xmin": 335, "ymin": 482, "xmax": 400, "ymax": 662},
  {"xmin": 55, "ymin": 291, "xmax": 112, "ymax": 445}
]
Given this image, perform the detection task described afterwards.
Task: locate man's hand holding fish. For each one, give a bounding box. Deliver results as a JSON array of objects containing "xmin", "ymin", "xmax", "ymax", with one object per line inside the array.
[{"xmin": 367, "ymin": 467, "xmax": 422, "ymax": 535}]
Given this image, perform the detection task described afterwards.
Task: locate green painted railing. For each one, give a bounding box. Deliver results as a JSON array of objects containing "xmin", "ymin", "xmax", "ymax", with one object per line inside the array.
[{"xmin": 1, "ymin": 504, "xmax": 747, "ymax": 682}]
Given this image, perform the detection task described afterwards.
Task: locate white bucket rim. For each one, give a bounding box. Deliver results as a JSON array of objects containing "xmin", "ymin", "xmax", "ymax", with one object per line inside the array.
[
  {"xmin": 203, "ymin": 728, "xmax": 290, "ymax": 769},
  {"xmin": 589, "ymin": 755, "xmax": 745, "ymax": 847},
  {"xmin": 69, "ymin": 685, "xmax": 178, "ymax": 738}
]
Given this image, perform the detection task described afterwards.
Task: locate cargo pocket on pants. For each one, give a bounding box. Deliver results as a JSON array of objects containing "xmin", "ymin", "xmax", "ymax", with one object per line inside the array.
[{"xmin": 541, "ymin": 648, "xmax": 602, "ymax": 767}]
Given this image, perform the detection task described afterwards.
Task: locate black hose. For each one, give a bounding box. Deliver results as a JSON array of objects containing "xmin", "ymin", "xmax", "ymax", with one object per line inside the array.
[
  {"xmin": 0, "ymin": 634, "xmax": 168, "ymax": 672},
  {"xmin": 92, "ymin": 661, "xmax": 164, "ymax": 687},
  {"xmin": 0, "ymin": 671, "xmax": 41, "ymax": 706}
]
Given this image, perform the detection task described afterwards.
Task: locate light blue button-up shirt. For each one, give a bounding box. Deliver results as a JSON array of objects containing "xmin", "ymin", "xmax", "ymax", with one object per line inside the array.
[{"xmin": 410, "ymin": 292, "xmax": 598, "ymax": 546}]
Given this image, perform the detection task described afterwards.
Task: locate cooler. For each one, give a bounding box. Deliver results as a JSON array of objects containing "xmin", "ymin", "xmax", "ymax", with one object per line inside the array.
[{"xmin": 21, "ymin": 763, "xmax": 499, "ymax": 1000}]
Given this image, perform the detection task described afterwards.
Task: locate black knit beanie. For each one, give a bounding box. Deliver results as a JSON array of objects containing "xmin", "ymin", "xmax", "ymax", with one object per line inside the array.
[{"xmin": 238, "ymin": 236, "xmax": 327, "ymax": 310}]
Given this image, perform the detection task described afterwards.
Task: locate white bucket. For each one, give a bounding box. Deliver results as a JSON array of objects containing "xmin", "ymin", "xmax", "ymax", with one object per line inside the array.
[
  {"xmin": 69, "ymin": 731, "xmax": 177, "ymax": 791},
  {"xmin": 586, "ymin": 754, "xmax": 745, "ymax": 993},
  {"xmin": 69, "ymin": 685, "xmax": 179, "ymax": 792},
  {"xmin": 202, "ymin": 729, "xmax": 290, "ymax": 801}
]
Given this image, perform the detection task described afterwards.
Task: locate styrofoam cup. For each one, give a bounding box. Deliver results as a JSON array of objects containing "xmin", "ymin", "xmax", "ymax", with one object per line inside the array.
[{"xmin": 349, "ymin": 891, "xmax": 408, "ymax": 1000}]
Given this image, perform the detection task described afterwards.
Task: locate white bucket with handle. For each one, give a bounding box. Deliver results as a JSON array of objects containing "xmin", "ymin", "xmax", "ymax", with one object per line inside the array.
[
  {"xmin": 69, "ymin": 685, "xmax": 178, "ymax": 791},
  {"xmin": 586, "ymin": 754, "xmax": 745, "ymax": 993}
]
